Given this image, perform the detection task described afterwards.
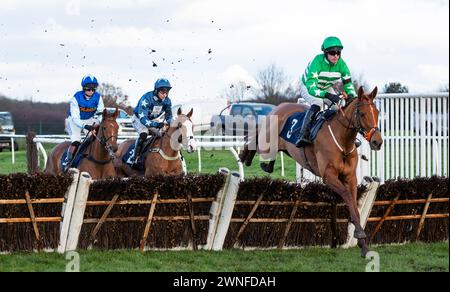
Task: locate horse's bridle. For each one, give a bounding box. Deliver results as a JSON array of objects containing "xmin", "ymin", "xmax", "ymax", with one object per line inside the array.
[
  {"xmin": 88, "ymin": 121, "xmax": 118, "ymax": 164},
  {"xmin": 152, "ymin": 116, "xmax": 194, "ymax": 161},
  {"xmin": 174, "ymin": 117, "xmax": 194, "ymax": 146},
  {"xmin": 338, "ymin": 98, "xmax": 380, "ymax": 142}
]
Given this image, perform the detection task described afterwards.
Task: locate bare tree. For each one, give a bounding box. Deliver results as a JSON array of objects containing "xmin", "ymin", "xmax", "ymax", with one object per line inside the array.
[
  {"xmin": 219, "ymin": 64, "xmax": 301, "ymax": 105},
  {"xmin": 97, "ymin": 83, "xmax": 130, "ymax": 109},
  {"xmin": 352, "ymin": 73, "xmax": 371, "ymax": 91},
  {"xmin": 221, "ymin": 80, "xmax": 251, "ymax": 102},
  {"xmin": 332, "ymin": 72, "xmax": 370, "ymax": 93},
  {"xmin": 255, "ymin": 64, "xmax": 287, "ymax": 100},
  {"xmin": 439, "ymin": 83, "xmax": 449, "ymax": 92},
  {"xmin": 284, "ymin": 83, "xmax": 301, "ymax": 100}
]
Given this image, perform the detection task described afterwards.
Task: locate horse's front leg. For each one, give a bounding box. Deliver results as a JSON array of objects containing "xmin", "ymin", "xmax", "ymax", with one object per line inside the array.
[
  {"xmin": 343, "ymin": 174, "xmax": 360, "ymax": 226},
  {"xmin": 322, "ymin": 165, "xmax": 368, "ymax": 257},
  {"xmin": 102, "ymin": 165, "xmax": 117, "ymax": 179},
  {"xmin": 343, "ymin": 173, "xmax": 369, "ymax": 257}
]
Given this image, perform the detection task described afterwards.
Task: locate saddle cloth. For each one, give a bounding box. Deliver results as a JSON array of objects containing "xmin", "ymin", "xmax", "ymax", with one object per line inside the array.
[
  {"xmin": 279, "ymin": 112, "xmax": 307, "ymax": 144},
  {"xmin": 122, "ymin": 135, "xmax": 158, "ymax": 171},
  {"xmin": 60, "ymin": 137, "xmax": 92, "ymax": 170},
  {"xmin": 280, "ymin": 109, "xmax": 337, "ymax": 145}
]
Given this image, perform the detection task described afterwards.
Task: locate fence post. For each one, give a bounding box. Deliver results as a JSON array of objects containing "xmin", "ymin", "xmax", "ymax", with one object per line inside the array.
[
  {"xmin": 181, "ymin": 153, "xmax": 187, "ymax": 175},
  {"xmin": 26, "ymin": 131, "xmax": 39, "ymax": 174},
  {"xmin": 205, "ymin": 168, "xmax": 231, "ymax": 250},
  {"xmin": 212, "ymin": 171, "xmax": 241, "ymax": 251},
  {"xmin": 57, "ymin": 168, "xmax": 81, "ymax": 254},
  {"xmin": 11, "ymin": 137, "xmax": 15, "ymax": 164},
  {"xmin": 343, "ymin": 177, "xmax": 380, "ymax": 248},
  {"xmin": 65, "ymin": 172, "xmax": 93, "ymax": 251}
]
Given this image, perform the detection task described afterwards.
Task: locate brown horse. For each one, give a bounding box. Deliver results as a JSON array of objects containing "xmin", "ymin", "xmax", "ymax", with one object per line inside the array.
[
  {"xmin": 239, "ymin": 87, "xmax": 383, "ymax": 257},
  {"xmin": 114, "ymin": 108, "xmax": 196, "ymax": 177},
  {"xmin": 45, "ymin": 109, "xmax": 119, "ymax": 179}
]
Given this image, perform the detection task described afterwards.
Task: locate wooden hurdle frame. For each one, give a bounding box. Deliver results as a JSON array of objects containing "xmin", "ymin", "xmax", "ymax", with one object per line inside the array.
[
  {"xmin": 1, "ymin": 172, "xmax": 448, "ymax": 252},
  {"xmin": 368, "ymin": 195, "xmax": 449, "ymax": 242}
]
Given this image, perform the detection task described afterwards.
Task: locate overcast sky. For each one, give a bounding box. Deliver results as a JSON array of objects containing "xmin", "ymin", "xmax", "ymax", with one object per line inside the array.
[{"xmin": 0, "ymin": 0, "xmax": 449, "ymax": 109}]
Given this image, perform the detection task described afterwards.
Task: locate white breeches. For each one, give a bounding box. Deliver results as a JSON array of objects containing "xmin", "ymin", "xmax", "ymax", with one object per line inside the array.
[
  {"xmin": 65, "ymin": 117, "xmax": 100, "ymax": 142},
  {"xmin": 300, "ymin": 84, "xmax": 337, "ymax": 109}
]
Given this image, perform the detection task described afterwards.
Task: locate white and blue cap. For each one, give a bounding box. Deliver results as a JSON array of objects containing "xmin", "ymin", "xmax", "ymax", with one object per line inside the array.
[{"xmin": 81, "ymin": 75, "xmax": 99, "ymax": 88}]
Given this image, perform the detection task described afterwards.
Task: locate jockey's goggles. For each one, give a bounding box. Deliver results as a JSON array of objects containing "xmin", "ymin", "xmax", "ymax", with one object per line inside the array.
[
  {"xmin": 83, "ymin": 87, "xmax": 97, "ymax": 92},
  {"xmin": 158, "ymin": 88, "xmax": 170, "ymax": 94},
  {"xmin": 326, "ymin": 50, "xmax": 341, "ymax": 56}
]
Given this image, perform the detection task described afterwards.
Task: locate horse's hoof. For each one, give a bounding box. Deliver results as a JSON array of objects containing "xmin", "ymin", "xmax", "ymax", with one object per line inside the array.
[
  {"xmin": 361, "ymin": 248, "xmax": 370, "ymax": 258},
  {"xmin": 260, "ymin": 163, "xmax": 274, "ymax": 174},
  {"xmin": 357, "ymin": 238, "xmax": 369, "ymax": 258},
  {"xmin": 243, "ymin": 150, "xmax": 256, "ymax": 167},
  {"xmin": 354, "ymin": 230, "xmax": 367, "ymax": 239}
]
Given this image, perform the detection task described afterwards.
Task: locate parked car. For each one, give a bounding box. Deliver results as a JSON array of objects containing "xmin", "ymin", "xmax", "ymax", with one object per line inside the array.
[
  {"xmin": 210, "ymin": 102, "xmax": 275, "ymax": 136},
  {"xmin": 100, "ymin": 108, "xmax": 135, "ymax": 136},
  {"xmin": 0, "ymin": 111, "xmax": 19, "ymax": 151}
]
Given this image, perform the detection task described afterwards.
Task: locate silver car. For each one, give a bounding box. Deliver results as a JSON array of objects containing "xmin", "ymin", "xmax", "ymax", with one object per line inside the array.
[{"xmin": 102, "ymin": 108, "xmax": 135, "ymax": 137}]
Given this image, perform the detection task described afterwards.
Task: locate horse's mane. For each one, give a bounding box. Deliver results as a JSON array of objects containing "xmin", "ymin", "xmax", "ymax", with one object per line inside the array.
[{"xmin": 342, "ymin": 96, "xmax": 357, "ymax": 110}]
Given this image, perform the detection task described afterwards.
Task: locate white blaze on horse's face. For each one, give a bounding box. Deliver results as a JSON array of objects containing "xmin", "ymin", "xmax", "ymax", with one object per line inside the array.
[
  {"xmin": 182, "ymin": 118, "xmax": 196, "ymax": 153},
  {"xmin": 169, "ymin": 116, "xmax": 197, "ymax": 153}
]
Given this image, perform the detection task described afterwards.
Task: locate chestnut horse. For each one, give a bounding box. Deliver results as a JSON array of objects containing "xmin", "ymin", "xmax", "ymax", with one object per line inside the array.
[
  {"xmin": 239, "ymin": 87, "xmax": 383, "ymax": 257},
  {"xmin": 45, "ymin": 109, "xmax": 119, "ymax": 179},
  {"xmin": 114, "ymin": 108, "xmax": 196, "ymax": 177}
]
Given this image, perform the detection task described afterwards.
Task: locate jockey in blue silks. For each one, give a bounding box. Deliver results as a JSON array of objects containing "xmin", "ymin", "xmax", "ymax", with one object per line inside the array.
[
  {"xmin": 130, "ymin": 78, "xmax": 173, "ymax": 167},
  {"xmin": 62, "ymin": 75, "xmax": 105, "ymax": 168}
]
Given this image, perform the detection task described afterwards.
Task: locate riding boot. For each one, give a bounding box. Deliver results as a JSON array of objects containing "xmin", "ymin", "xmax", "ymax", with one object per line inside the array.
[
  {"xmin": 131, "ymin": 133, "xmax": 148, "ymax": 167},
  {"xmin": 63, "ymin": 142, "xmax": 80, "ymax": 171},
  {"xmin": 295, "ymin": 104, "xmax": 321, "ymax": 148}
]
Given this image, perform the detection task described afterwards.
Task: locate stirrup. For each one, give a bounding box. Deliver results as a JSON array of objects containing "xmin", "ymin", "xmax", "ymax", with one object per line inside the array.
[
  {"xmin": 130, "ymin": 155, "xmax": 140, "ymax": 169},
  {"xmin": 62, "ymin": 161, "xmax": 71, "ymax": 172},
  {"xmin": 296, "ymin": 135, "xmax": 311, "ymax": 148}
]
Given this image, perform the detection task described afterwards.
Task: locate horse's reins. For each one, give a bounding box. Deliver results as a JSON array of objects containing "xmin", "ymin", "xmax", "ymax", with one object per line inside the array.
[
  {"xmin": 87, "ymin": 121, "xmax": 118, "ymax": 165},
  {"xmin": 148, "ymin": 116, "xmax": 193, "ymax": 161},
  {"xmin": 329, "ymin": 97, "xmax": 379, "ymax": 156}
]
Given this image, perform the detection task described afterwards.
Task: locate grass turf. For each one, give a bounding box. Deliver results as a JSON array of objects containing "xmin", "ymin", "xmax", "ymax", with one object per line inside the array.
[
  {"xmin": 0, "ymin": 140, "xmax": 298, "ymax": 181},
  {"xmin": 0, "ymin": 241, "xmax": 447, "ymax": 272}
]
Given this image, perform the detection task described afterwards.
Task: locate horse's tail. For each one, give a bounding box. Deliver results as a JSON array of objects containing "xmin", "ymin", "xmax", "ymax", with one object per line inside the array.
[
  {"xmin": 44, "ymin": 145, "xmax": 61, "ymax": 175},
  {"xmin": 239, "ymin": 133, "xmax": 258, "ymax": 167}
]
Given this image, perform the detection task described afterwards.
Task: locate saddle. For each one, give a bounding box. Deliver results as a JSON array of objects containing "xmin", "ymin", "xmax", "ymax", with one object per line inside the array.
[
  {"xmin": 308, "ymin": 108, "xmax": 338, "ymax": 141},
  {"xmin": 122, "ymin": 134, "xmax": 160, "ymax": 171},
  {"xmin": 280, "ymin": 108, "xmax": 337, "ymax": 145},
  {"xmin": 61, "ymin": 134, "xmax": 95, "ymax": 171}
]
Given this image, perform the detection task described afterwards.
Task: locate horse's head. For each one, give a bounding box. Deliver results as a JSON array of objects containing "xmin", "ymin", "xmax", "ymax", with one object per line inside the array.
[
  {"xmin": 97, "ymin": 108, "xmax": 119, "ymax": 156},
  {"xmin": 169, "ymin": 107, "xmax": 197, "ymax": 153},
  {"xmin": 353, "ymin": 86, "xmax": 383, "ymax": 151}
]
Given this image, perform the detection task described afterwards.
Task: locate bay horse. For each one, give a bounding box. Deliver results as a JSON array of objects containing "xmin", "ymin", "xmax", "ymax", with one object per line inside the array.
[
  {"xmin": 114, "ymin": 108, "xmax": 196, "ymax": 177},
  {"xmin": 45, "ymin": 108, "xmax": 119, "ymax": 179},
  {"xmin": 239, "ymin": 86, "xmax": 383, "ymax": 257}
]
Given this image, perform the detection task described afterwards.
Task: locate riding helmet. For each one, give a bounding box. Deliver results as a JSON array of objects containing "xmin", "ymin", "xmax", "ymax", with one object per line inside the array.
[
  {"xmin": 154, "ymin": 78, "xmax": 172, "ymax": 92},
  {"xmin": 81, "ymin": 75, "xmax": 99, "ymax": 87},
  {"xmin": 321, "ymin": 36, "xmax": 344, "ymax": 52}
]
